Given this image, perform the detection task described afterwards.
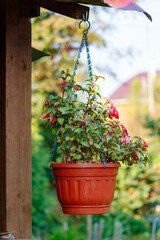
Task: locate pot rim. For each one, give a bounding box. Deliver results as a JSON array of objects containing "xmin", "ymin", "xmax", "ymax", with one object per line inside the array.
[{"xmin": 50, "ymin": 162, "xmax": 121, "ymax": 168}]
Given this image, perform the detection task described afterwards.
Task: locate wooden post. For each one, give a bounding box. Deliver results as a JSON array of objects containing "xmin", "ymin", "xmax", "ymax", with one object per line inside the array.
[
  {"xmin": 87, "ymin": 215, "xmax": 92, "ymax": 240},
  {"xmin": 0, "ymin": 0, "xmax": 32, "ymax": 238}
]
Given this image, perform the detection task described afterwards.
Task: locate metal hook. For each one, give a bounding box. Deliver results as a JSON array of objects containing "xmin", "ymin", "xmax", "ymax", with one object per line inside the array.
[{"xmin": 79, "ymin": 19, "xmax": 91, "ymax": 35}]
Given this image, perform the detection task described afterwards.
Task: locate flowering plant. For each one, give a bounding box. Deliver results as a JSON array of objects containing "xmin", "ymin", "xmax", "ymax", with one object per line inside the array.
[{"xmin": 43, "ymin": 70, "xmax": 149, "ymax": 167}]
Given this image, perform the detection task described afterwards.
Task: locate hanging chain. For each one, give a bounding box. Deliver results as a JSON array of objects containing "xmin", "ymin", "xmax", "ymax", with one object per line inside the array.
[{"xmin": 72, "ymin": 19, "xmax": 93, "ymax": 82}]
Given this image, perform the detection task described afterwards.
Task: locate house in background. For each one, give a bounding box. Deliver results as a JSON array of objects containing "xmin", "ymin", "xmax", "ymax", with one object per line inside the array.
[{"xmin": 109, "ymin": 72, "xmax": 159, "ymax": 136}]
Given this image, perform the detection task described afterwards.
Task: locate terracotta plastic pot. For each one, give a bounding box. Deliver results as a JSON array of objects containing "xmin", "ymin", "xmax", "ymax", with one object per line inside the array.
[{"xmin": 50, "ymin": 162, "xmax": 120, "ymax": 215}]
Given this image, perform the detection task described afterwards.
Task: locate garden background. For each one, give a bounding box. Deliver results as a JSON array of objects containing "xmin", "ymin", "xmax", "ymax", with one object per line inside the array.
[{"xmin": 31, "ymin": 1, "xmax": 160, "ymax": 239}]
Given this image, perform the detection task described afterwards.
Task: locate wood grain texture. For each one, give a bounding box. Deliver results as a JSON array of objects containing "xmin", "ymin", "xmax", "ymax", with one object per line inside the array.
[{"xmin": 0, "ymin": 0, "xmax": 32, "ymax": 238}]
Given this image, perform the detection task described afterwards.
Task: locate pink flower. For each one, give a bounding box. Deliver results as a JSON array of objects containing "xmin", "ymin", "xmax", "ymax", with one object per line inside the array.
[
  {"xmin": 150, "ymin": 192, "xmax": 155, "ymax": 199},
  {"xmin": 51, "ymin": 115, "xmax": 56, "ymax": 125},
  {"xmin": 114, "ymin": 110, "xmax": 119, "ymax": 119},
  {"xmin": 43, "ymin": 113, "xmax": 50, "ymax": 119},
  {"xmin": 61, "ymin": 84, "xmax": 65, "ymax": 89},
  {"xmin": 67, "ymin": 158, "xmax": 72, "ymax": 163},
  {"xmin": 109, "ymin": 106, "xmax": 115, "ymax": 116},
  {"xmin": 103, "ymin": 136, "xmax": 107, "ymax": 140},
  {"xmin": 120, "ymin": 135, "xmax": 131, "ymax": 144},
  {"xmin": 58, "ymin": 128, "xmax": 62, "ymax": 132},
  {"xmin": 45, "ymin": 99, "xmax": 49, "ymax": 105},
  {"xmin": 144, "ymin": 141, "xmax": 148, "ymax": 148},
  {"xmin": 75, "ymin": 86, "xmax": 79, "ymax": 90}
]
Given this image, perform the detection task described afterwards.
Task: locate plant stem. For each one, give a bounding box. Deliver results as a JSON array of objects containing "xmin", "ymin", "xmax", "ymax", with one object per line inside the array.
[
  {"xmin": 84, "ymin": 86, "xmax": 92, "ymax": 118},
  {"xmin": 60, "ymin": 135, "xmax": 66, "ymax": 163}
]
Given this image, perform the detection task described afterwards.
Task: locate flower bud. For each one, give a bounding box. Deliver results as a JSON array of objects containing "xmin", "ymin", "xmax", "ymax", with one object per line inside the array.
[
  {"xmin": 43, "ymin": 113, "xmax": 50, "ymax": 119},
  {"xmin": 45, "ymin": 99, "xmax": 49, "ymax": 105},
  {"xmin": 51, "ymin": 115, "xmax": 56, "ymax": 125},
  {"xmin": 144, "ymin": 141, "xmax": 148, "ymax": 148}
]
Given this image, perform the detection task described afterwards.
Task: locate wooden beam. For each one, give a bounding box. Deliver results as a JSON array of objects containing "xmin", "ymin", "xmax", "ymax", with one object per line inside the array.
[
  {"xmin": 21, "ymin": 0, "xmax": 40, "ymax": 17},
  {"xmin": 35, "ymin": 0, "xmax": 90, "ymax": 19},
  {"xmin": 51, "ymin": 0, "xmax": 110, "ymax": 7},
  {"xmin": 0, "ymin": 0, "xmax": 32, "ymax": 238}
]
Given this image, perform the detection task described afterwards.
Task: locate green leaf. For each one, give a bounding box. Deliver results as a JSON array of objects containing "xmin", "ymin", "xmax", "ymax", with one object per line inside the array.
[
  {"xmin": 89, "ymin": 138, "xmax": 93, "ymax": 145},
  {"xmin": 81, "ymin": 141, "xmax": 90, "ymax": 147},
  {"xmin": 94, "ymin": 143, "xmax": 101, "ymax": 149},
  {"xmin": 57, "ymin": 118, "xmax": 64, "ymax": 126},
  {"xmin": 137, "ymin": 159, "xmax": 144, "ymax": 168},
  {"xmin": 58, "ymin": 107, "xmax": 69, "ymax": 114},
  {"xmin": 74, "ymin": 128, "xmax": 83, "ymax": 133},
  {"xmin": 61, "ymin": 128, "xmax": 66, "ymax": 134},
  {"xmin": 106, "ymin": 135, "xmax": 112, "ymax": 142},
  {"xmin": 66, "ymin": 136, "xmax": 71, "ymax": 141}
]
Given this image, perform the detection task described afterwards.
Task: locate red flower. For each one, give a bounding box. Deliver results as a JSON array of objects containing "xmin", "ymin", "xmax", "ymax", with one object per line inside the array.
[
  {"xmin": 53, "ymin": 104, "xmax": 59, "ymax": 108},
  {"xmin": 144, "ymin": 141, "xmax": 148, "ymax": 148},
  {"xmin": 75, "ymin": 86, "xmax": 79, "ymax": 90},
  {"xmin": 51, "ymin": 115, "xmax": 56, "ymax": 125},
  {"xmin": 78, "ymin": 120, "xmax": 84, "ymax": 125},
  {"xmin": 133, "ymin": 154, "xmax": 138, "ymax": 161},
  {"xmin": 58, "ymin": 128, "xmax": 62, "ymax": 132},
  {"xmin": 45, "ymin": 99, "xmax": 49, "ymax": 105},
  {"xmin": 103, "ymin": 136, "xmax": 107, "ymax": 140},
  {"xmin": 142, "ymin": 148, "xmax": 146, "ymax": 152},
  {"xmin": 43, "ymin": 113, "xmax": 50, "ymax": 119},
  {"xmin": 122, "ymin": 126, "xmax": 128, "ymax": 135},
  {"xmin": 114, "ymin": 110, "xmax": 119, "ymax": 119}
]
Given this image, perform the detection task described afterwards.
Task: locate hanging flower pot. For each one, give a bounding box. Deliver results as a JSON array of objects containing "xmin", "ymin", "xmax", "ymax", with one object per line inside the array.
[
  {"xmin": 43, "ymin": 19, "xmax": 150, "ymax": 215},
  {"xmin": 50, "ymin": 163, "xmax": 120, "ymax": 215}
]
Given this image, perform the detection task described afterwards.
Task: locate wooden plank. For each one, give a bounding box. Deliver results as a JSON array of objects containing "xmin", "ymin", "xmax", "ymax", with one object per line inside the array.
[
  {"xmin": 0, "ymin": 0, "xmax": 32, "ymax": 238},
  {"xmin": 0, "ymin": 0, "xmax": 7, "ymax": 232}
]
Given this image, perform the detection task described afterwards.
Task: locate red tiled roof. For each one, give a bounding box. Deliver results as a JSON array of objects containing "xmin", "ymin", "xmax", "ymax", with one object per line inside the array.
[{"xmin": 110, "ymin": 72, "xmax": 148, "ymax": 100}]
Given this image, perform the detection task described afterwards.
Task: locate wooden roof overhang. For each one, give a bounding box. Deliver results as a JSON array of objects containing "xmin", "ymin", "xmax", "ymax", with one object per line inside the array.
[{"xmin": 21, "ymin": 0, "xmax": 110, "ymax": 19}]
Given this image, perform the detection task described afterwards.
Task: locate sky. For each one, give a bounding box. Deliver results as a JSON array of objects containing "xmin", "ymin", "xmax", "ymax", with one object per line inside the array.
[{"xmin": 89, "ymin": 0, "xmax": 160, "ymax": 97}]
